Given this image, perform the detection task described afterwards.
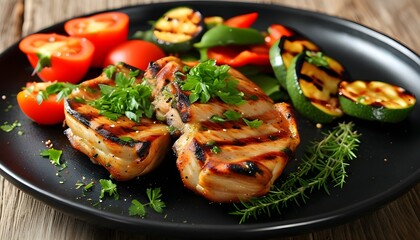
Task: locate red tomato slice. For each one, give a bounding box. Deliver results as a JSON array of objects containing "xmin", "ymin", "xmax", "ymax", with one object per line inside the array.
[
  {"xmin": 17, "ymin": 82, "xmax": 65, "ymax": 125},
  {"xmin": 224, "ymin": 12, "xmax": 258, "ymax": 28},
  {"xmin": 19, "ymin": 33, "xmax": 94, "ymax": 84},
  {"xmin": 64, "ymin": 12, "xmax": 129, "ymax": 67},
  {"xmin": 104, "ymin": 40, "xmax": 166, "ymax": 70}
]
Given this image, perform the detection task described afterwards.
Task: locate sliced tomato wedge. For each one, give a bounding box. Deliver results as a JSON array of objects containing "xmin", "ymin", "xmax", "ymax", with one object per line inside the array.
[
  {"xmin": 64, "ymin": 12, "xmax": 129, "ymax": 67},
  {"xmin": 19, "ymin": 33, "xmax": 94, "ymax": 83},
  {"xmin": 17, "ymin": 82, "xmax": 65, "ymax": 125}
]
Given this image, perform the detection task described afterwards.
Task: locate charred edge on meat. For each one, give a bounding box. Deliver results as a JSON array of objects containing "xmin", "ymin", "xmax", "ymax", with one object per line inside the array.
[
  {"xmin": 64, "ymin": 99, "xmax": 92, "ymax": 127},
  {"xmin": 94, "ymin": 125, "xmax": 151, "ymax": 159},
  {"xmin": 228, "ymin": 161, "xmax": 262, "ymax": 176},
  {"xmin": 175, "ymin": 86, "xmax": 191, "ymax": 123},
  {"xmin": 148, "ymin": 61, "xmax": 163, "ymax": 77},
  {"xmin": 136, "ymin": 141, "xmax": 151, "ymax": 159},
  {"xmin": 192, "ymin": 139, "xmax": 206, "ymax": 162}
]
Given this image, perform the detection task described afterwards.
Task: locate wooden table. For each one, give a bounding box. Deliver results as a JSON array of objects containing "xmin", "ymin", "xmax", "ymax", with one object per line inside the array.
[{"xmin": 1, "ymin": 0, "xmax": 419, "ymax": 239}]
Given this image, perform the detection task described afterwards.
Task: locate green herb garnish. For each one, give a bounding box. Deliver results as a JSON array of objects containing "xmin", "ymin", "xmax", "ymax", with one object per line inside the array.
[
  {"xmin": 129, "ymin": 188, "xmax": 166, "ymax": 217},
  {"xmin": 210, "ymin": 145, "xmax": 221, "ymax": 154},
  {"xmin": 242, "ymin": 118, "xmax": 263, "ymax": 128},
  {"xmin": 99, "ymin": 179, "xmax": 119, "ymax": 200},
  {"xmin": 210, "ymin": 110, "xmax": 242, "ymax": 123},
  {"xmin": 40, "ymin": 148, "xmax": 63, "ymax": 166},
  {"xmin": 36, "ymin": 82, "xmax": 78, "ymax": 104},
  {"xmin": 181, "ymin": 59, "xmax": 245, "ymax": 105},
  {"xmin": 231, "ymin": 122, "xmax": 360, "ymax": 223},
  {"xmin": 1, "ymin": 120, "xmax": 21, "ymax": 132},
  {"xmin": 89, "ymin": 71, "xmax": 153, "ymax": 122},
  {"xmin": 305, "ymin": 51, "xmax": 329, "ymax": 68}
]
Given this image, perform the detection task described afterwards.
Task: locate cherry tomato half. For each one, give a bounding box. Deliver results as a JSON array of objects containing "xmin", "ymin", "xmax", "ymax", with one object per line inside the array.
[
  {"xmin": 17, "ymin": 82, "xmax": 65, "ymax": 125},
  {"xmin": 104, "ymin": 40, "xmax": 166, "ymax": 70},
  {"xmin": 19, "ymin": 33, "xmax": 94, "ymax": 84},
  {"xmin": 65, "ymin": 12, "xmax": 129, "ymax": 67}
]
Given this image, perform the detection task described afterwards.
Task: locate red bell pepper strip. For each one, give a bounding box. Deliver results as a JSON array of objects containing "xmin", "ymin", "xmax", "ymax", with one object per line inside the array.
[
  {"xmin": 224, "ymin": 12, "xmax": 258, "ymax": 28},
  {"xmin": 206, "ymin": 44, "xmax": 270, "ymax": 68},
  {"xmin": 265, "ymin": 24, "xmax": 295, "ymax": 46}
]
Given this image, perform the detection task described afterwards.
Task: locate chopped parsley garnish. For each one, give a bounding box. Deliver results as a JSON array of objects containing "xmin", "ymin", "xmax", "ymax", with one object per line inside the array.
[
  {"xmin": 1, "ymin": 120, "xmax": 21, "ymax": 132},
  {"xmin": 305, "ymin": 51, "xmax": 329, "ymax": 68},
  {"xmin": 40, "ymin": 148, "xmax": 63, "ymax": 166},
  {"xmin": 89, "ymin": 71, "xmax": 153, "ymax": 122},
  {"xmin": 35, "ymin": 82, "xmax": 78, "ymax": 104},
  {"xmin": 129, "ymin": 188, "xmax": 166, "ymax": 217},
  {"xmin": 210, "ymin": 110, "xmax": 242, "ymax": 123},
  {"xmin": 180, "ymin": 59, "xmax": 245, "ymax": 105},
  {"xmin": 243, "ymin": 118, "xmax": 263, "ymax": 128},
  {"xmin": 210, "ymin": 110, "xmax": 262, "ymax": 128},
  {"xmin": 99, "ymin": 179, "xmax": 119, "ymax": 200},
  {"xmin": 206, "ymin": 140, "xmax": 221, "ymax": 154},
  {"xmin": 210, "ymin": 145, "xmax": 221, "ymax": 154}
]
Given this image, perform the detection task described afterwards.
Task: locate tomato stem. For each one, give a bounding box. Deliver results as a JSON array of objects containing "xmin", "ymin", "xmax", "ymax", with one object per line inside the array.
[{"xmin": 33, "ymin": 53, "xmax": 52, "ymax": 75}]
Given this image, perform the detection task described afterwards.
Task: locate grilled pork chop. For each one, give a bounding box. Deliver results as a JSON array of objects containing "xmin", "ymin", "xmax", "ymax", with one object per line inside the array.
[
  {"xmin": 64, "ymin": 63, "xmax": 171, "ymax": 181},
  {"xmin": 144, "ymin": 57, "xmax": 300, "ymax": 202}
]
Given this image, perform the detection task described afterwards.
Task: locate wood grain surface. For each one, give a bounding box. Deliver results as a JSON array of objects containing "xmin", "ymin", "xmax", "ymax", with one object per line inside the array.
[{"xmin": 0, "ymin": 0, "xmax": 419, "ymax": 239}]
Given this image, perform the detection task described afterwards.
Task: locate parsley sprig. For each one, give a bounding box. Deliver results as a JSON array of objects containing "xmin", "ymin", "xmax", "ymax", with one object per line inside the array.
[
  {"xmin": 305, "ymin": 51, "xmax": 329, "ymax": 68},
  {"xmin": 129, "ymin": 188, "xmax": 166, "ymax": 217},
  {"xmin": 231, "ymin": 122, "xmax": 361, "ymax": 223},
  {"xmin": 40, "ymin": 148, "xmax": 63, "ymax": 166},
  {"xmin": 32, "ymin": 82, "xmax": 78, "ymax": 104},
  {"xmin": 181, "ymin": 60, "xmax": 245, "ymax": 105},
  {"xmin": 99, "ymin": 179, "xmax": 119, "ymax": 200},
  {"xmin": 210, "ymin": 110, "xmax": 263, "ymax": 128},
  {"xmin": 89, "ymin": 70, "xmax": 153, "ymax": 122}
]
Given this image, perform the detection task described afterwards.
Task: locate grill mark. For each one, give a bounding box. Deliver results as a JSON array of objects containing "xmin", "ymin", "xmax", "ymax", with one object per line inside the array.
[
  {"xmin": 192, "ymin": 139, "xmax": 205, "ymax": 162},
  {"xmin": 136, "ymin": 141, "xmax": 151, "ymax": 159},
  {"xmin": 217, "ymin": 131, "xmax": 289, "ymax": 147},
  {"xmin": 228, "ymin": 161, "xmax": 262, "ymax": 176},
  {"xmin": 176, "ymin": 89, "xmax": 191, "ymax": 123},
  {"xmin": 200, "ymin": 120, "xmax": 245, "ymax": 132},
  {"xmin": 65, "ymin": 99, "xmax": 94, "ymax": 127},
  {"xmin": 147, "ymin": 61, "xmax": 163, "ymax": 77}
]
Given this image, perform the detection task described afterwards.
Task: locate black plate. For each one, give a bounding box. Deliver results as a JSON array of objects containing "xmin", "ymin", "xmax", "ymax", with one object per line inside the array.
[{"xmin": 1, "ymin": 1, "xmax": 419, "ymax": 238}]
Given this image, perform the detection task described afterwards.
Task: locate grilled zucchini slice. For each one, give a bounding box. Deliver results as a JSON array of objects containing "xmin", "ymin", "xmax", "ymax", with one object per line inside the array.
[
  {"xmin": 152, "ymin": 7, "xmax": 204, "ymax": 53},
  {"xmin": 339, "ymin": 80, "xmax": 416, "ymax": 122},
  {"xmin": 286, "ymin": 51, "xmax": 350, "ymax": 123}
]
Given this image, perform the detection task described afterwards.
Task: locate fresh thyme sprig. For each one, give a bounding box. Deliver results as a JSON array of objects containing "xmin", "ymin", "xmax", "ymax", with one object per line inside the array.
[{"xmin": 231, "ymin": 122, "xmax": 361, "ymax": 223}]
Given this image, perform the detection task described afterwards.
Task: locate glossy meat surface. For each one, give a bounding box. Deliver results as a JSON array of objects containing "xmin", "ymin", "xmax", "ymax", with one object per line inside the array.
[{"xmin": 144, "ymin": 57, "xmax": 300, "ymax": 202}]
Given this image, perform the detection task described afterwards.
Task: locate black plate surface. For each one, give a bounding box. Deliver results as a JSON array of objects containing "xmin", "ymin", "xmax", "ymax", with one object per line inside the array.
[{"xmin": 0, "ymin": 1, "xmax": 419, "ymax": 238}]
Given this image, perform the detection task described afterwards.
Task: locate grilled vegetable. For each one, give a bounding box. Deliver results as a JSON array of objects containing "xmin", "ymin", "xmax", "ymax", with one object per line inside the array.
[
  {"xmin": 194, "ymin": 24, "xmax": 265, "ymax": 49},
  {"xmin": 286, "ymin": 51, "xmax": 350, "ymax": 123},
  {"xmin": 151, "ymin": 7, "xmax": 204, "ymax": 53},
  {"xmin": 270, "ymin": 33, "xmax": 320, "ymax": 89},
  {"xmin": 194, "ymin": 24, "xmax": 267, "ymax": 67},
  {"xmin": 223, "ymin": 12, "xmax": 258, "ymax": 28},
  {"xmin": 338, "ymin": 80, "xmax": 416, "ymax": 122},
  {"xmin": 265, "ymin": 24, "xmax": 294, "ymax": 46}
]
